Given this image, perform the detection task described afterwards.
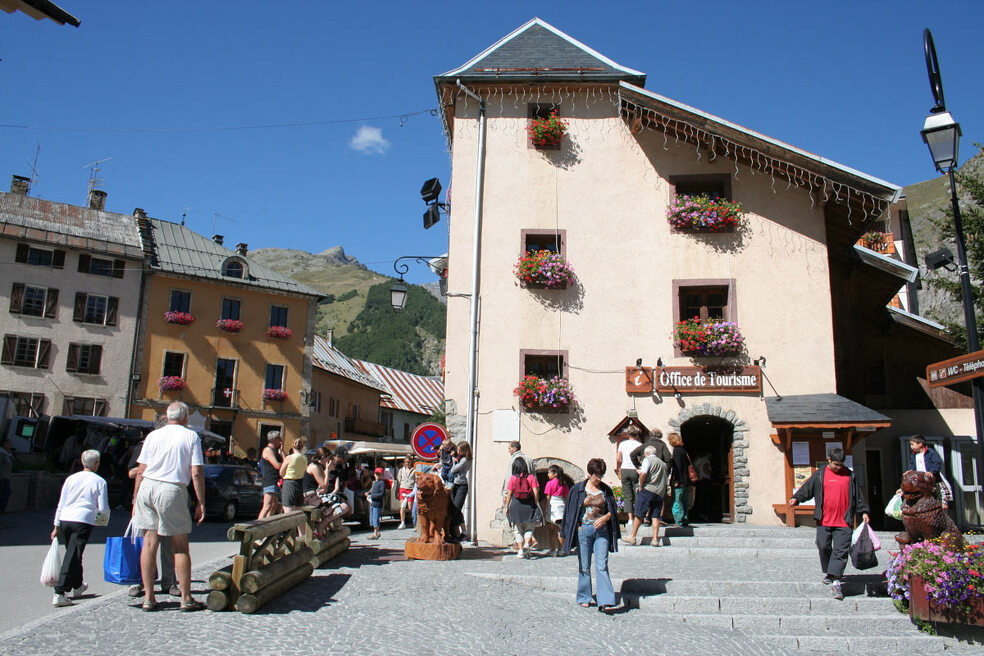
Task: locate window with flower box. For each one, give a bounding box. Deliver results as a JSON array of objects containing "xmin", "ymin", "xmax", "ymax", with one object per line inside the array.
[
  {"xmin": 668, "ymin": 174, "xmax": 740, "ymax": 233},
  {"xmin": 265, "ymin": 363, "xmax": 285, "ymax": 390},
  {"xmin": 9, "ymin": 283, "xmax": 58, "ymax": 318},
  {"xmin": 162, "ymin": 351, "xmax": 186, "ymax": 378},
  {"xmin": 221, "ymin": 298, "xmax": 242, "ymax": 321},
  {"xmin": 527, "ymin": 104, "xmax": 563, "ymax": 150},
  {"xmin": 517, "ymin": 230, "xmax": 573, "ymax": 289},
  {"xmin": 169, "ymin": 290, "xmax": 191, "ymax": 314},
  {"xmin": 516, "ymin": 349, "xmax": 573, "ymax": 411},
  {"xmin": 672, "ymin": 279, "xmax": 742, "ymax": 356},
  {"xmin": 269, "ymin": 305, "xmax": 288, "ymax": 329}
]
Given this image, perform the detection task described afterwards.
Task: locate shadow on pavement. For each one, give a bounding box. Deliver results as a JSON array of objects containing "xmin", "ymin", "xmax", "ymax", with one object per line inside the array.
[{"xmin": 259, "ymin": 573, "xmax": 352, "ymax": 614}]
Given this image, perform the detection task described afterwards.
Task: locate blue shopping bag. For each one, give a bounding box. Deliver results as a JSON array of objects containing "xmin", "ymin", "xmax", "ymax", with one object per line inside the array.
[{"xmin": 103, "ymin": 519, "xmax": 144, "ymax": 584}]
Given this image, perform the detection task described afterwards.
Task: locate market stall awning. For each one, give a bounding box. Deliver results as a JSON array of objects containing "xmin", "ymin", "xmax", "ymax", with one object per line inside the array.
[{"xmin": 765, "ymin": 394, "xmax": 892, "ymax": 430}]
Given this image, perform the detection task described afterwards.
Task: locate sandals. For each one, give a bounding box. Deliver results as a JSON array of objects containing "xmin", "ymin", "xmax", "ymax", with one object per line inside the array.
[
  {"xmin": 140, "ymin": 600, "xmax": 158, "ymax": 612},
  {"xmin": 579, "ymin": 602, "xmax": 591, "ymax": 608},
  {"xmin": 180, "ymin": 600, "xmax": 206, "ymax": 612}
]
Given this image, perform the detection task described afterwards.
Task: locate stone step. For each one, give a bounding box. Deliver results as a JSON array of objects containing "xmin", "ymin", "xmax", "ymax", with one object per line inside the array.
[
  {"xmin": 632, "ymin": 593, "xmax": 899, "ymax": 615},
  {"xmin": 740, "ymin": 633, "xmax": 944, "ymax": 653},
  {"xmin": 658, "ymin": 524, "xmax": 899, "ymax": 542},
  {"xmin": 665, "ymin": 536, "xmax": 819, "ymax": 549},
  {"xmin": 665, "ymin": 612, "xmax": 915, "ymax": 636}
]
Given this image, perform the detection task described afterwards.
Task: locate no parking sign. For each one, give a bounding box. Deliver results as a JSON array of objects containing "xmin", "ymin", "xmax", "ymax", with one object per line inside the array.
[{"xmin": 410, "ymin": 422, "xmax": 447, "ymax": 460}]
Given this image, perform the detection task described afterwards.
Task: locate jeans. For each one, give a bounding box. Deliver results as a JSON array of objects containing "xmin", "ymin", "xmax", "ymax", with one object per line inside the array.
[
  {"xmin": 369, "ymin": 506, "xmax": 381, "ymax": 529},
  {"xmin": 576, "ymin": 523, "xmax": 616, "ymax": 607},
  {"xmin": 55, "ymin": 521, "xmax": 93, "ymax": 594},
  {"xmin": 816, "ymin": 525, "xmax": 852, "ymax": 577},
  {"xmin": 671, "ymin": 487, "xmax": 690, "ymax": 524}
]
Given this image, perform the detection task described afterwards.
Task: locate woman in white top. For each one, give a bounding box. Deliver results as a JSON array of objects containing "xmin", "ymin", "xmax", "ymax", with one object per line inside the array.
[
  {"xmin": 50, "ymin": 449, "xmax": 109, "ymax": 607},
  {"xmin": 614, "ymin": 426, "xmax": 642, "ymax": 528}
]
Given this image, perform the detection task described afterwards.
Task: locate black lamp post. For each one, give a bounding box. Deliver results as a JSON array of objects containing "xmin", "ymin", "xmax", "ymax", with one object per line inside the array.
[
  {"xmin": 920, "ymin": 28, "xmax": 984, "ymax": 521},
  {"xmin": 390, "ymin": 256, "xmax": 445, "ymax": 311}
]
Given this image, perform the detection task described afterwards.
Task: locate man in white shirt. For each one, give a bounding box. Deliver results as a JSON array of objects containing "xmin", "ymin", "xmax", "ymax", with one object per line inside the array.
[
  {"xmin": 50, "ymin": 449, "xmax": 108, "ymax": 607},
  {"xmin": 133, "ymin": 402, "xmax": 205, "ymax": 611}
]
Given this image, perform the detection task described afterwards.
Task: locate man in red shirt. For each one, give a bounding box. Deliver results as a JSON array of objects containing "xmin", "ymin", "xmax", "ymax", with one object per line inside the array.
[{"xmin": 789, "ymin": 448, "xmax": 870, "ymax": 600}]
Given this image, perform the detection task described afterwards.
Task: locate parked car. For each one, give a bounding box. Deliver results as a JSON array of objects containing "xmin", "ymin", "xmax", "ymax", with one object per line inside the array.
[{"xmin": 202, "ymin": 464, "xmax": 264, "ymax": 521}]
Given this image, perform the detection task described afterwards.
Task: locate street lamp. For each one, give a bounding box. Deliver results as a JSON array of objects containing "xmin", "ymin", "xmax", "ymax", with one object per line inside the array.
[
  {"xmin": 920, "ymin": 28, "xmax": 984, "ymax": 522},
  {"xmin": 389, "ymin": 256, "xmax": 444, "ymax": 311}
]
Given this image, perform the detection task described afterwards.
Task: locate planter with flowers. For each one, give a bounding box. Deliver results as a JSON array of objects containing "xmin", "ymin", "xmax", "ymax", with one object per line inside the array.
[
  {"xmin": 266, "ymin": 326, "xmax": 293, "ymax": 339},
  {"xmin": 886, "ymin": 539, "xmax": 984, "ymax": 626},
  {"xmin": 612, "ymin": 485, "xmax": 628, "ymax": 523},
  {"xmin": 158, "ymin": 376, "xmax": 186, "ymax": 392},
  {"xmin": 515, "ymin": 250, "xmax": 575, "ymax": 289},
  {"xmin": 675, "ymin": 317, "xmax": 745, "ymax": 356},
  {"xmin": 527, "ymin": 110, "xmax": 568, "ymax": 149},
  {"xmin": 263, "ymin": 389, "xmax": 288, "ymax": 402},
  {"xmin": 859, "ymin": 230, "xmax": 895, "ymax": 254},
  {"xmin": 164, "ymin": 311, "xmax": 195, "ymax": 326},
  {"xmin": 514, "ymin": 375, "xmax": 575, "ymax": 413},
  {"xmin": 667, "ymin": 194, "xmax": 744, "ymax": 232},
  {"xmin": 216, "ymin": 319, "xmax": 243, "ymax": 334}
]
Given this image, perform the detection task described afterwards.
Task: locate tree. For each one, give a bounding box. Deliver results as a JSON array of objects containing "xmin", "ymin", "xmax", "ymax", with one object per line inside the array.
[{"xmin": 925, "ymin": 143, "xmax": 984, "ymax": 351}]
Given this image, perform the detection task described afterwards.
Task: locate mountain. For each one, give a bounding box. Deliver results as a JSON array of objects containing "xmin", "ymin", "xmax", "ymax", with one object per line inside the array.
[{"xmin": 249, "ymin": 247, "xmax": 446, "ymax": 375}]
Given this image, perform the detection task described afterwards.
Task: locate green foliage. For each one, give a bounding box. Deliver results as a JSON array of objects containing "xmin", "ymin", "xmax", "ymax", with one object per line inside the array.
[
  {"xmin": 337, "ymin": 289, "xmax": 359, "ymax": 303},
  {"xmin": 427, "ymin": 401, "xmax": 446, "ymax": 426},
  {"xmin": 320, "ymin": 294, "xmax": 336, "ymax": 305},
  {"xmin": 925, "ymin": 144, "xmax": 984, "ymax": 350},
  {"xmin": 335, "ymin": 282, "xmax": 446, "ymax": 375}
]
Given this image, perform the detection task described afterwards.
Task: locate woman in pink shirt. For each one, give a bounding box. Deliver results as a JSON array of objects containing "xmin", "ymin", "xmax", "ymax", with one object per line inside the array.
[
  {"xmin": 543, "ymin": 465, "xmax": 572, "ymax": 557},
  {"xmin": 503, "ymin": 459, "xmax": 543, "ymax": 559}
]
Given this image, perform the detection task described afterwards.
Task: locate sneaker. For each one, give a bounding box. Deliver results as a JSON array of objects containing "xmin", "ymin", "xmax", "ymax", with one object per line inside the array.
[
  {"xmin": 516, "ymin": 548, "xmax": 526, "ymax": 559},
  {"xmin": 398, "ymin": 523, "xmax": 406, "ymax": 530},
  {"xmin": 821, "ymin": 575, "xmax": 834, "ymax": 586},
  {"xmin": 127, "ymin": 584, "xmax": 143, "ymax": 598},
  {"xmin": 71, "ymin": 582, "xmax": 88, "ymax": 598},
  {"xmin": 52, "ymin": 594, "xmax": 74, "ymax": 607},
  {"xmin": 831, "ymin": 581, "xmax": 844, "ymax": 600}
]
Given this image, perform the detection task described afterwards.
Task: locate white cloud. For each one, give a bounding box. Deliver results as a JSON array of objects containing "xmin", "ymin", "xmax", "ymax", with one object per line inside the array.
[{"xmin": 349, "ymin": 125, "xmax": 390, "ymax": 154}]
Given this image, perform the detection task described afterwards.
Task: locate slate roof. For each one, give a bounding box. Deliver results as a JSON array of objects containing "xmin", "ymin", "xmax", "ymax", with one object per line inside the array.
[
  {"xmin": 438, "ymin": 18, "xmax": 645, "ymax": 84},
  {"xmin": 0, "ymin": 191, "xmax": 144, "ymax": 259},
  {"xmin": 144, "ymin": 218, "xmax": 321, "ymax": 297},
  {"xmin": 312, "ymin": 335, "xmax": 387, "ymax": 392},
  {"xmin": 765, "ymin": 394, "xmax": 891, "ymax": 425},
  {"xmin": 356, "ymin": 360, "xmax": 443, "ymax": 417}
]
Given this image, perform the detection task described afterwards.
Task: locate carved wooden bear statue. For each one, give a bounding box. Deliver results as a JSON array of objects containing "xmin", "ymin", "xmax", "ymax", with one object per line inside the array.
[
  {"xmin": 896, "ymin": 470, "xmax": 964, "ymax": 551},
  {"xmin": 415, "ymin": 473, "xmax": 451, "ymax": 544}
]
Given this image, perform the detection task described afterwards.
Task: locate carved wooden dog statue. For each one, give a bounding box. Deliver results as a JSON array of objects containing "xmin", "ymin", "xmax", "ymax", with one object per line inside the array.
[
  {"xmin": 896, "ymin": 470, "xmax": 964, "ymax": 551},
  {"xmin": 415, "ymin": 473, "xmax": 451, "ymax": 544}
]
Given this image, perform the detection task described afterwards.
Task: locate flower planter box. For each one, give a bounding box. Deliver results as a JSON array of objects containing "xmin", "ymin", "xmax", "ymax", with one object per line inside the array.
[
  {"xmin": 528, "ymin": 111, "xmax": 567, "ymax": 149},
  {"xmin": 520, "ymin": 402, "xmax": 570, "ymax": 414},
  {"xmin": 667, "ymin": 194, "xmax": 744, "ymax": 232},
  {"xmin": 164, "ymin": 311, "xmax": 195, "ymax": 326},
  {"xmin": 158, "ymin": 376, "xmax": 186, "ymax": 392},
  {"xmin": 515, "ymin": 250, "xmax": 575, "ymax": 289},
  {"xmin": 262, "ymin": 389, "xmax": 287, "ymax": 402},
  {"xmin": 674, "ymin": 318, "xmax": 745, "ymax": 356},
  {"xmin": 910, "ymin": 575, "xmax": 984, "ymax": 626},
  {"xmin": 216, "ymin": 319, "xmax": 242, "ymax": 333},
  {"xmin": 515, "ymin": 375, "xmax": 575, "ymax": 412},
  {"xmin": 265, "ymin": 326, "xmax": 293, "ymax": 339}
]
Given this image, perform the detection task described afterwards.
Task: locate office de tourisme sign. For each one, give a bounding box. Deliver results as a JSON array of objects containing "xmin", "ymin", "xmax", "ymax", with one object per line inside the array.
[
  {"xmin": 625, "ymin": 366, "xmax": 762, "ymax": 394},
  {"xmin": 926, "ymin": 350, "xmax": 984, "ymax": 388}
]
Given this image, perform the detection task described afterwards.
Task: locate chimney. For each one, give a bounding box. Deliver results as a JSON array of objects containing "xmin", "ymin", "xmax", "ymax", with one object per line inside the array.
[
  {"xmin": 235, "ymin": 242, "xmax": 248, "ymax": 256},
  {"xmin": 9, "ymin": 175, "xmax": 30, "ymax": 196},
  {"xmin": 133, "ymin": 208, "xmax": 147, "ymax": 219},
  {"xmin": 88, "ymin": 189, "xmax": 107, "ymax": 210},
  {"xmin": 212, "ymin": 234, "xmax": 224, "ymax": 245},
  {"xmin": 327, "ymin": 328, "xmax": 334, "ymax": 347}
]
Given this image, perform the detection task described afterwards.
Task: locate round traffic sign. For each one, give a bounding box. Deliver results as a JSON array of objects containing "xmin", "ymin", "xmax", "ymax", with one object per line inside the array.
[{"xmin": 410, "ymin": 422, "xmax": 448, "ymax": 460}]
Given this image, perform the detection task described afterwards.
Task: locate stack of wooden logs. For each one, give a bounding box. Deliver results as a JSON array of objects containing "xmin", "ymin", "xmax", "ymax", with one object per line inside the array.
[{"xmin": 207, "ymin": 507, "xmax": 350, "ymax": 614}]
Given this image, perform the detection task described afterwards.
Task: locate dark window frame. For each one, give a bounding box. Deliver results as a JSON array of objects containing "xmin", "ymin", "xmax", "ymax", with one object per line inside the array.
[
  {"xmin": 169, "ymin": 289, "xmax": 192, "ymax": 314},
  {"xmin": 162, "ymin": 351, "xmax": 186, "ymax": 378},
  {"xmin": 221, "ymin": 298, "xmax": 242, "ymax": 321},
  {"xmin": 519, "ymin": 349, "xmax": 569, "ymax": 382},
  {"xmin": 672, "ymin": 278, "xmax": 738, "ymax": 357},
  {"xmin": 668, "ymin": 174, "xmax": 736, "ymax": 234},
  {"xmin": 269, "ymin": 305, "xmax": 288, "ymax": 329},
  {"xmin": 264, "ymin": 363, "xmax": 285, "ymax": 390}
]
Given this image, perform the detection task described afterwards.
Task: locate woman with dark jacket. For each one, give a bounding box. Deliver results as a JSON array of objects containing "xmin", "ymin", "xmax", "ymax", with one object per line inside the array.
[
  {"xmin": 560, "ymin": 458, "xmax": 621, "ymax": 612},
  {"xmin": 667, "ymin": 432, "xmax": 691, "ymax": 526}
]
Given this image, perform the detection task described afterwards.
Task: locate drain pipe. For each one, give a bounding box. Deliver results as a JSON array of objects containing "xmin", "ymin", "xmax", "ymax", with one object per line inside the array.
[{"xmin": 457, "ymin": 79, "xmax": 486, "ymax": 546}]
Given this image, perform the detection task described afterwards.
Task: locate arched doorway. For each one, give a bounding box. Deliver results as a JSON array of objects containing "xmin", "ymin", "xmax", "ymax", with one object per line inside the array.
[{"xmin": 681, "ymin": 415, "xmax": 734, "ymax": 523}]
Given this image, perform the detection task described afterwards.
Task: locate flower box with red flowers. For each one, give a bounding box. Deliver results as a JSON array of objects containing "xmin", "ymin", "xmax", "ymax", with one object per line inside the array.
[
  {"xmin": 164, "ymin": 311, "xmax": 195, "ymax": 325},
  {"xmin": 887, "ymin": 539, "xmax": 984, "ymax": 626},
  {"xmin": 674, "ymin": 317, "xmax": 745, "ymax": 356},
  {"xmin": 158, "ymin": 376, "xmax": 186, "ymax": 392},
  {"xmin": 666, "ymin": 194, "xmax": 744, "ymax": 232},
  {"xmin": 527, "ymin": 110, "xmax": 568, "ymax": 149},
  {"xmin": 263, "ymin": 389, "xmax": 287, "ymax": 402},
  {"xmin": 514, "ymin": 250, "xmax": 575, "ymax": 289},
  {"xmin": 265, "ymin": 326, "xmax": 292, "ymax": 339},
  {"xmin": 216, "ymin": 319, "xmax": 243, "ymax": 333},
  {"xmin": 514, "ymin": 375, "xmax": 575, "ymax": 412}
]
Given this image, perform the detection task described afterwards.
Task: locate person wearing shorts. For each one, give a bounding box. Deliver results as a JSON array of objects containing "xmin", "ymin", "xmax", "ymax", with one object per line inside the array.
[
  {"xmin": 397, "ymin": 457, "xmax": 415, "ymax": 529},
  {"xmin": 258, "ymin": 432, "xmax": 283, "ymax": 519},
  {"xmin": 132, "ymin": 402, "xmax": 205, "ymax": 612},
  {"xmin": 622, "ymin": 445, "xmax": 668, "ymax": 547}
]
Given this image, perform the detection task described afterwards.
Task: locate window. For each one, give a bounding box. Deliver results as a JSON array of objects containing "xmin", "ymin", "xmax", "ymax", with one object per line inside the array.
[
  {"xmin": 9, "ymin": 283, "xmax": 58, "ymax": 318},
  {"xmin": 15, "ymin": 244, "xmax": 65, "ymax": 268},
  {"xmin": 169, "ymin": 290, "xmax": 191, "ymax": 313},
  {"xmin": 66, "ymin": 344, "xmax": 103, "ymax": 375},
  {"xmin": 73, "ymin": 293, "xmax": 118, "ymax": 326},
  {"xmin": 403, "ymin": 423, "xmax": 410, "ymax": 442},
  {"xmin": 520, "ymin": 349, "xmax": 567, "ymax": 380},
  {"xmin": 382, "ymin": 410, "xmax": 394, "ymax": 437},
  {"xmin": 223, "ymin": 260, "xmax": 245, "ymax": 278},
  {"xmin": 269, "ymin": 305, "xmax": 288, "ymax": 328},
  {"xmin": 62, "ymin": 396, "xmax": 107, "ymax": 417},
  {"xmin": 670, "ymin": 174, "xmax": 732, "ymax": 201},
  {"xmin": 161, "ymin": 351, "xmax": 186, "ymax": 378},
  {"xmin": 348, "ymin": 403, "xmax": 360, "ymax": 419},
  {"xmin": 221, "ymin": 298, "xmax": 241, "ymax": 321},
  {"xmin": 0, "ymin": 391, "xmax": 46, "ymax": 417},
  {"xmin": 328, "ymin": 396, "xmax": 340, "ymax": 417},
  {"xmin": 264, "ymin": 364, "xmax": 284, "ymax": 390},
  {"xmin": 1, "ymin": 335, "xmax": 51, "ymax": 368},
  {"xmin": 78, "ymin": 255, "xmax": 124, "ymax": 278},
  {"xmin": 672, "ymin": 279, "xmax": 738, "ymax": 352},
  {"xmin": 522, "ymin": 229, "xmax": 566, "ymax": 255}
]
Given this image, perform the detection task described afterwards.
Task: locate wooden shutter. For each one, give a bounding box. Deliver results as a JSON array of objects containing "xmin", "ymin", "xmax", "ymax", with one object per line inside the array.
[
  {"xmin": 1, "ymin": 335, "xmax": 14, "ymax": 365},
  {"xmin": 62, "ymin": 397, "xmax": 74, "ymax": 415},
  {"xmin": 44, "ymin": 288, "xmax": 58, "ymax": 318},
  {"xmin": 52, "ymin": 250, "xmax": 65, "ymax": 269},
  {"xmin": 78, "ymin": 254, "xmax": 91, "ymax": 273},
  {"xmin": 15, "ymin": 244, "xmax": 29, "ymax": 263},
  {"xmin": 37, "ymin": 339, "xmax": 51, "ymax": 369},
  {"xmin": 73, "ymin": 293, "xmax": 86, "ymax": 322},
  {"xmin": 9, "ymin": 283, "xmax": 24, "ymax": 314},
  {"xmin": 65, "ymin": 343, "xmax": 79, "ymax": 372},
  {"xmin": 93, "ymin": 398, "xmax": 107, "ymax": 417},
  {"xmin": 90, "ymin": 345, "xmax": 102, "ymax": 374},
  {"xmin": 112, "ymin": 259, "xmax": 125, "ymax": 278},
  {"xmin": 106, "ymin": 297, "xmax": 119, "ymax": 326},
  {"xmin": 30, "ymin": 393, "xmax": 45, "ymax": 417}
]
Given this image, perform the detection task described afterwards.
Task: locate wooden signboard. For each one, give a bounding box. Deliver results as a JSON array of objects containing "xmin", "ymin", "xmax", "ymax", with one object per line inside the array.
[
  {"xmin": 625, "ymin": 367, "xmax": 654, "ymax": 393},
  {"xmin": 926, "ymin": 350, "xmax": 984, "ymax": 388},
  {"xmin": 654, "ymin": 365, "xmax": 762, "ymax": 394}
]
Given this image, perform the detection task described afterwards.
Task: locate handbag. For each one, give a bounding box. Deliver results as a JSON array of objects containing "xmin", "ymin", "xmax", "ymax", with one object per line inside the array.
[
  {"xmin": 40, "ymin": 538, "xmax": 62, "ymax": 587},
  {"xmin": 849, "ymin": 523, "xmax": 879, "ymax": 570},
  {"xmin": 687, "ymin": 455, "xmax": 699, "ymax": 484},
  {"xmin": 103, "ymin": 519, "xmax": 145, "ymax": 584}
]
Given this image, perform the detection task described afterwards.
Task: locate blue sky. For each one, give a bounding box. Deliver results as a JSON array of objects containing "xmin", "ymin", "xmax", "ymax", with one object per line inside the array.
[{"xmin": 1, "ymin": 1, "xmax": 981, "ymax": 283}]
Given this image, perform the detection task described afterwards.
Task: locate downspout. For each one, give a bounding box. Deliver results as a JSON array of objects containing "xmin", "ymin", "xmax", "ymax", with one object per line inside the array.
[
  {"xmin": 125, "ymin": 260, "xmax": 149, "ymax": 420},
  {"xmin": 457, "ymin": 79, "xmax": 486, "ymax": 545},
  {"xmin": 896, "ymin": 195, "xmax": 921, "ymax": 315}
]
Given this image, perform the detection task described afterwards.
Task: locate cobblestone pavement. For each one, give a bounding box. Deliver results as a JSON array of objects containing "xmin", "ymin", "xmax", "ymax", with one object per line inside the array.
[{"xmin": 1, "ymin": 524, "xmax": 979, "ymax": 656}]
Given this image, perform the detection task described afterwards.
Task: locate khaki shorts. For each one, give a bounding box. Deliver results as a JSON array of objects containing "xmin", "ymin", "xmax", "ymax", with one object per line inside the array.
[{"xmin": 134, "ymin": 478, "xmax": 192, "ymax": 536}]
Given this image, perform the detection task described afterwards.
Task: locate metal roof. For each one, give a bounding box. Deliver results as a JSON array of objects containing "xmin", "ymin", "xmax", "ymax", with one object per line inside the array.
[
  {"xmin": 765, "ymin": 394, "xmax": 891, "ymax": 425},
  {"xmin": 312, "ymin": 335, "xmax": 388, "ymax": 392},
  {"xmin": 145, "ymin": 218, "xmax": 321, "ymax": 297},
  {"xmin": 0, "ymin": 192, "xmax": 144, "ymax": 259},
  {"xmin": 356, "ymin": 359, "xmax": 444, "ymax": 417},
  {"xmin": 0, "ymin": 0, "xmax": 80, "ymax": 26},
  {"xmin": 852, "ymin": 244, "xmax": 918, "ymax": 283}
]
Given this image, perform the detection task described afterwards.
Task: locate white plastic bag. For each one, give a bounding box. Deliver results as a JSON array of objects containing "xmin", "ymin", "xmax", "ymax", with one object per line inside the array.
[
  {"xmin": 94, "ymin": 510, "xmax": 110, "ymax": 527},
  {"xmin": 884, "ymin": 492, "xmax": 903, "ymax": 520},
  {"xmin": 852, "ymin": 521, "xmax": 882, "ymax": 551},
  {"xmin": 40, "ymin": 538, "xmax": 62, "ymax": 587}
]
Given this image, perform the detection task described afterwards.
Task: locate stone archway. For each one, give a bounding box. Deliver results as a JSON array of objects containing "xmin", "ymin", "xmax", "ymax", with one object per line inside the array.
[
  {"xmin": 668, "ymin": 403, "xmax": 751, "ymax": 524},
  {"xmin": 532, "ymin": 457, "xmax": 584, "ymax": 482}
]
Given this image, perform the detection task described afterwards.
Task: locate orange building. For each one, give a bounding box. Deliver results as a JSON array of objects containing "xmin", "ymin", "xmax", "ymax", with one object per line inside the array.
[{"xmin": 129, "ymin": 214, "xmax": 322, "ymax": 456}]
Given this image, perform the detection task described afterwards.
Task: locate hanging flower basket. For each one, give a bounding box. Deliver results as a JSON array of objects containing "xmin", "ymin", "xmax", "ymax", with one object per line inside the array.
[
  {"xmin": 158, "ymin": 376, "xmax": 186, "ymax": 391},
  {"xmin": 674, "ymin": 317, "xmax": 745, "ymax": 356},
  {"xmin": 266, "ymin": 326, "xmax": 293, "ymax": 339},
  {"xmin": 527, "ymin": 110, "xmax": 568, "ymax": 148},
  {"xmin": 164, "ymin": 311, "xmax": 195, "ymax": 325},
  {"xmin": 514, "ymin": 250, "xmax": 575, "ymax": 289},
  {"xmin": 263, "ymin": 388, "xmax": 288, "ymax": 401},
  {"xmin": 859, "ymin": 231, "xmax": 894, "ymax": 253},
  {"xmin": 666, "ymin": 194, "xmax": 744, "ymax": 232},
  {"xmin": 216, "ymin": 319, "xmax": 243, "ymax": 333},
  {"xmin": 514, "ymin": 375, "xmax": 575, "ymax": 411},
  {"xmin": 887, "ymin": 540, "xmax": 984, "ymax": 625}
]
